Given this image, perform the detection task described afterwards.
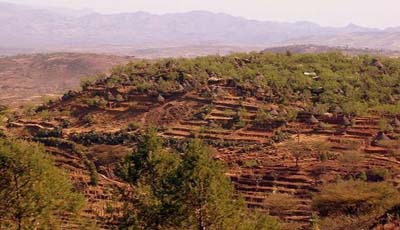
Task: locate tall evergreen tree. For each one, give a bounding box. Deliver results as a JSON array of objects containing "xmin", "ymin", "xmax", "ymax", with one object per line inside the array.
[
  {"xmin": 119, "ymin": 131, "xmax": 280, "ymax": 230},
  {"xmin": 0, "ymin": 138, "xmax": 85, "ymax": 230}
]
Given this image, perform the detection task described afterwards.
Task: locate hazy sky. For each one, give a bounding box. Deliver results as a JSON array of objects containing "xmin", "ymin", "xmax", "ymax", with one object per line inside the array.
[{"xmin": 3, "ymin": 0, "xmax": 399, "ymax": 28}]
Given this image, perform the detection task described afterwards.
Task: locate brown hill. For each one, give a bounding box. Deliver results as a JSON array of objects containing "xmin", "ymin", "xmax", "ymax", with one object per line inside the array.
[
  {"xmin": 3, "ymin": 52, "xmax": 400, "ymax": 229},
  {"xmin": 0, "ymin": 53, "xmax": 135, "ymax": 107}
]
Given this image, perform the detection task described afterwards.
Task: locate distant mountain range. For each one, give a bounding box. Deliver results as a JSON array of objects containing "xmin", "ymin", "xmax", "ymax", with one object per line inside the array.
[{"xmin": 1, "ymin": 2, "xmax": 400, "ymax": 56}]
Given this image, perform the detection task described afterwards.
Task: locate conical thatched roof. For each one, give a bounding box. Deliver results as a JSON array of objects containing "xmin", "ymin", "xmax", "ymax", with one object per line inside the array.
[
  {"xmin": 371, "ymin": 58, "xmax": 385, "ymax": 69},
  {"xmin": 157, "ymin": 94, "xmax": 165, "ymax": 103},
  {"xmin": 269, "ymin": 109, "xmax": 279, "ymax": 116},
  {"xmin": 340, "ymin": 116, "xmax": 351, "ymax": 126},
  {"xmin": 389, "ymin": 95, "xmax": 396, "ymax": 104},
  {"xmin": 392, "ymin": 117, "xmax": 400, "ymax": 127},
  {"xmin": 307, "ymin": 115, "xmax": 319, "ymax": 124},
  {"xmin": 372, "ymin": 132, "xmax": 390, "ymax": 146},
  {"xmin": 329, "ymin": 105, "xmax": 343, "ymax": 114}
]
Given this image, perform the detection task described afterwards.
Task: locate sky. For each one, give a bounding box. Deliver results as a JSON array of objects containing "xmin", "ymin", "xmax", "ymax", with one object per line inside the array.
[{"xmin": 3, "ymin": 0, "xmax": 399, "ymax": 28}]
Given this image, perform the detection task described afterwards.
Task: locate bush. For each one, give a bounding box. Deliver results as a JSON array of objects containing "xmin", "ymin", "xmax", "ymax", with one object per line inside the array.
[
  {"xmin": 115, "ymin": 94, "xmax": 125, "ymax": 102},
  {"xmin": 272, "ymin": 130, "xmax": 291, "ymax": 143},
  {"xmin": 313, "ymin": 180, "xmax": 400, "ymax": 217},
  {"xmin": 84, "ymin": 96, "xmax": 107, "ymax": 108},
  {"xmin": 127, "ymin": 122, "xmax": 140, "ymax": 131},
  {"xmin": 366, "ymin": 168, "xmax": 389, "ymax": 182},
  {"xmin": 358, "ymin": 171, "xmax": 368, "ymax": 181},
  {"xmin": 378, "ymin": 119, "xmax": 393, "ymax": 132},
  {"xmin": 60, "ymin": 119, "xmax": 71, "ymax": 128},
  {"xmin": 35, "ymin": 127, "xmax": 63, "ymax": 138},
  {"xmin": 62, "ymin": 90, "xmax": 78, "ymax": 101},
  {"xmin": 320, "ymin": 152, "xmax": 329, "ymax": 162},
  {"xmin": 242, "ymin": 159, "xmax": 259, "ymax": 168},
  {"xmin": 82, "ymin": 115, "xmax": 94, "ymax": 125},
  {"xmin": 337, "ymin": 151, "xmax": 364, "ymax": 165},
  {"xmin": 264, "ymin": 193, "xmax": 302, "ymax": 215},
  {"xmin": 37, "ymin": 110, "xmax": 51, "ymax": 121},
  {"xmin": 71, "ymin": 130, "xmax": 137, "ymax": 146}
]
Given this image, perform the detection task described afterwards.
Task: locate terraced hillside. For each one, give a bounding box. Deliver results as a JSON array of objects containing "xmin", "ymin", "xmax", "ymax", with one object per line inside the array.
[{"xmin": 3, "ymin": 52, "xmax": 400, "ymax": 229}]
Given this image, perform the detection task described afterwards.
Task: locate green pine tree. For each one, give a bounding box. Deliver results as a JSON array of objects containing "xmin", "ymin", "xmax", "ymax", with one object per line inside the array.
[
  {"xmin": 119, "ymin": 131, "xmax": 280, "ymax": 230},
  {"xmin": 0, "ymin": 138, "xmax": 85, "ymax": 230}
]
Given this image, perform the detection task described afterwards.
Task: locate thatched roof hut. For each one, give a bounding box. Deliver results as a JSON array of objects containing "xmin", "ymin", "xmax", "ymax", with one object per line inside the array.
[
  {"xmin": 392, "ymin": 117, "xmax": 400, "ymax": 127},
  {"xmin": 372, "ymin": 132, "xmax": 390, "ymax": 146},
  {"xmin": 307, "ymin": 115, "xmax": 319, "ymax": 124},
  {"xmin": 331, "ymin": 105, "xmax": 343, "ymax": 114},
  {"xmin": 340, "ymin": 116, "xmax": 352, "ymax": 126},
  {"xmin": 269, "ymin": 109, "xmax": 279, "ymax": 116},
  {"xmin": 157, "ymin": 94, "xmax": 165, "ymax": 103},
  {"xmin": 371, "ymin": 58, "xmax": 385, "ymax": 69}
]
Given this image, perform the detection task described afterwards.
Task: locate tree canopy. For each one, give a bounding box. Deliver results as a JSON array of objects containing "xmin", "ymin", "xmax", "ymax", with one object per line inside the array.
[
  {"xmin": 118, "ymin": 130, "xmax": 280, "ymax": 230},
  {"xmin": 0, "ymin": 138, "xmax": 85, "ymax": 230}
]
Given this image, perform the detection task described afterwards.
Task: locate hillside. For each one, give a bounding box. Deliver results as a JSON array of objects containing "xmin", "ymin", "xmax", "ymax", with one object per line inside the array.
[
  {"xmin": 2, "ymin": 2, "xmax": 400, "ymax": 54},
  {"xmin": 263, "ymin": 44, "xmax": 400, "ymax": 57},
  {"xmin": 3, "ymin": 52, "xmax": 400, "ymax": 229},
  {"xmin": 0, "ymin": 53, "xmax": 135, "ymax": 107},
  {"xmin": 285, "ymin": 31, "xmax": 400, "ymax": 51}
]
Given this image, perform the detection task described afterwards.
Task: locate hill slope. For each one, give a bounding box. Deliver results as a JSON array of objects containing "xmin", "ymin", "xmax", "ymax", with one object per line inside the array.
[
  {"xmin": 0, "ymin": 53, "xmax": 135, "ymax": 107},
  {"xmin": 3, "ymin": 52, "xmax": 400, "ymax": 229}
]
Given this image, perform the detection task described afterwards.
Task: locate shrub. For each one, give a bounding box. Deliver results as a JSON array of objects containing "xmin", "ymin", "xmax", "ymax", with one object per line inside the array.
[
  {"xmin": 105, "ymin": 203, "xmax": 114, "ymax": 214},
  {"xmin": 223, "ymin": 109, "xmax": 236, "ymax": 117},
  {"xmin": 84, "ymin": 96, "xmax": 107, "ymax": 108},
  {"xmin": 358, "ymin": 171, "xmax": 367, "ymax": 181},
  {"xmin": 264, "ymin": 193, "xmax": 302, "ymax": 215},
  {"xmin": 127, "ymin": 122, "xmax": 140, "ymax": 131},
  {"xmin": 366, "ymin": 168, "xmax": 389, "ymax": 182},
  {"xmin": 115, "ymin": 94, "xmax": 125, "ymax": 102},
  {"xmin": 62, "ymin": 90, "xmax": 78, "ymax": 101},
  {"xmin": 37, "ymin": 110, "xmax": 51, "ymax": 121},
  {"xmin": 313, "ymin": 180, "xmax": 400, "ymax": 217},
  {"xmin": 337, "ymin": 151, "xmax": 364, "ymax": 165},
  {"xmin": 378, "ymin": 119, "xmax": 393, "ymax": 132},
  {"xmin": 60, "ymin": 119, "xmax": 71, "ymax": 128},
  {"xmin": 35, "ymin": 127, "xmax": 63, "ymax": 138},
  {"xmin": 242, "ymin": 159, "xmax": 259, "ymax": 168},
  {"xmin": 82, "ymin": 114, "xmax": 94, "ymax": 125},
  {"xmin": 320, "ymin": 152, "xmax": 329, "ymax": 162},
  {"xmin": 80, "ymin": 76, "xmax": 97, "ymax": 90},
  {"xmin": 272, "ymin": 130, "xmax": 291, "ymax": 143},
  {"xmin": 71, "ymin": 130, "xmax": 137, "ymax": 146}
]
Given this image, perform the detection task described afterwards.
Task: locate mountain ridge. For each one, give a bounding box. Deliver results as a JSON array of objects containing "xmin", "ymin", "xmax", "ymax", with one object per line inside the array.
[{"xmin": 2, "ymin": 2, "xmax": 400, "ymax": 55}]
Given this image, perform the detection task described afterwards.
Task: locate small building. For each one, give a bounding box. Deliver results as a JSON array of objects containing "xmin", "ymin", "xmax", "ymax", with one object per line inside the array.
[
  {"xmin": 371, "ymin": 132, "xmax": 390, "ymax": 146},
  {"xmin": 307, "ymin": 115, "xmax": 319, "ymax": 124}
]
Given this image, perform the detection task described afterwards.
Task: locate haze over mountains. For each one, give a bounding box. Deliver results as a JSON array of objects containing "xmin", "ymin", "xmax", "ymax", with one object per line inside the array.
[{"xmin": 1, "ymin": 1, "xmax": 400, "ymax": 56}]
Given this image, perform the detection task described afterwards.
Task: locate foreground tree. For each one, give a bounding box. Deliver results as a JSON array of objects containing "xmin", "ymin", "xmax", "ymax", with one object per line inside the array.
[
  {"xmin": 119, "ymin": 130, "xmax": 280, "ymax": 230},
  {"xmin": 0, "ymin": 138, "xmax": 85, "ymax": 230}
]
